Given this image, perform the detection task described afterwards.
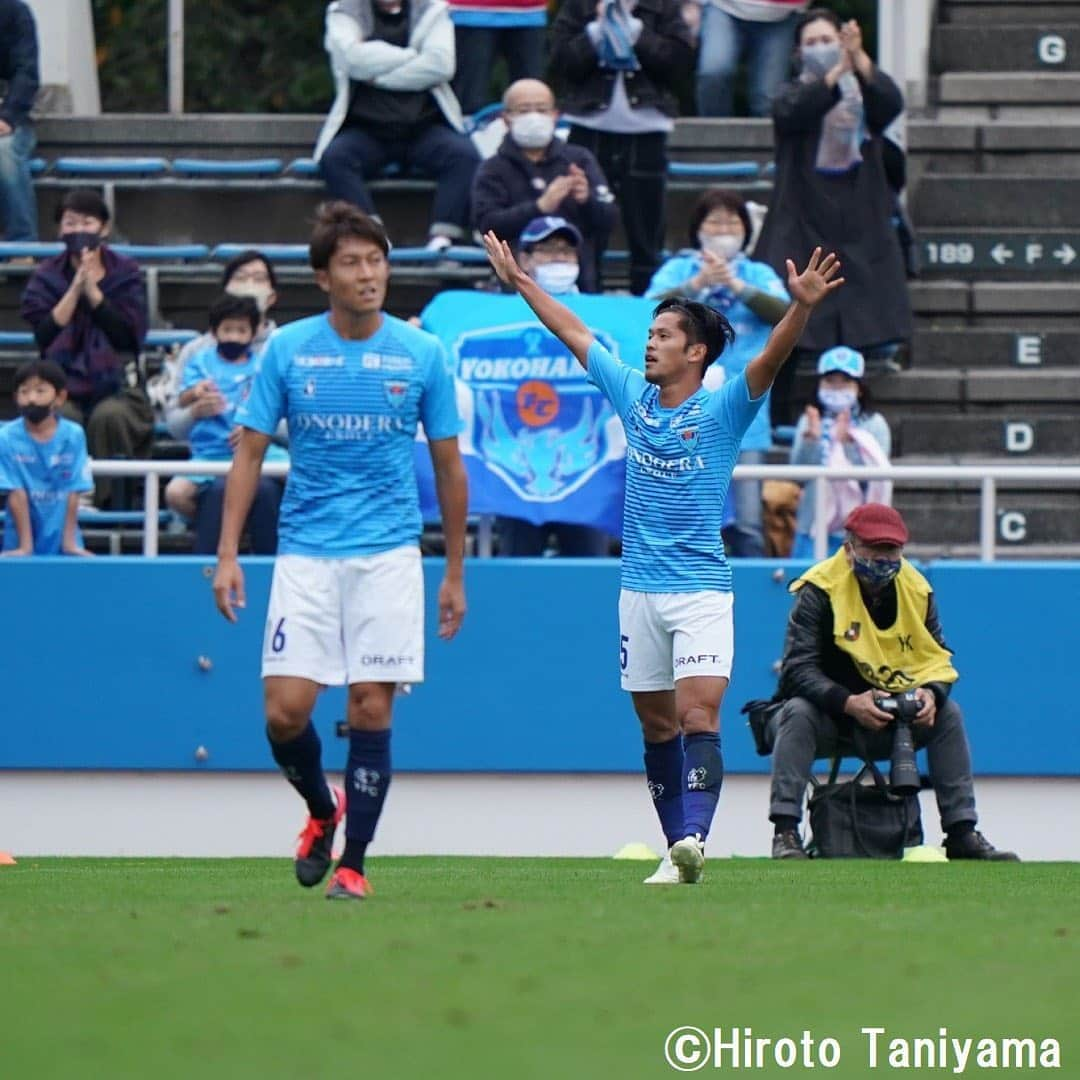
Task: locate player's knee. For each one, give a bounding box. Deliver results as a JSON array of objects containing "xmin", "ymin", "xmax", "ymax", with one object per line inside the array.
[
  {"xmin": 680, "ymin": 703, "xmax": 718, "ymax": 735},
  {"xmin": 264, "ymin": 699, "xmax": 310, "ymax": 741},
  {"xmin": 346, "ymin": 684, "xmax": 393, "ymax": 731},
  {"xmin": 638, "ymin": 711, "xmax": 680, "ymax": 742}
]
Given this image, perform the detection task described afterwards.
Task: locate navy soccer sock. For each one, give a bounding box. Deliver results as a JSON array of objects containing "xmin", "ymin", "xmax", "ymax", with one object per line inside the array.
[
  {"xmin": 683, "ymin": 732, "xmax": 724, "ymax": 842},
  {"xmin": 267, "ymin": 722, "xmax": 335, "ymax": 821},
  {"xmin": 340, "ymin": 728, "xmax": 392, "ymax": 874},
  {"xmin": 643, "ymin": 734, "xmax": 685, "ymax": 850}
]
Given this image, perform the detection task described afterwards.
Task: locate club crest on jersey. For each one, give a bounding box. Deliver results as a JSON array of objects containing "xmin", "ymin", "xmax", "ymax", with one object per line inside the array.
[
  {"xmin": 674, "ymin": 424, "xmax": 699, "ymax": 452},
  {"xmin": 383, "ymin": 379, "xmax": 409, "ymax": 408}
]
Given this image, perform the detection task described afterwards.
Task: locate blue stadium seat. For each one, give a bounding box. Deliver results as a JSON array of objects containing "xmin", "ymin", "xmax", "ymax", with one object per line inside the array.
[
  {"xmin": 29, "ymin": 158, "xmax": 48, "ymax": 175},
  {"xmin": 112, "ymin": 244, "xmax": 210, "ymax": 261},
  {"xmin": 0, "ymin": 331, "xmax": 33, "ymax": 346},
  {"xmin": 171, "ymin": 158, "xmax": 284, "ymax": 178},
  {"xmin": 0, "ymin": 241, "xmax": 63, "ymax": 259},
  {"xmin": 772, "ymin": 424, "xmax": 797, "ymax": 448},
  {"xmin": 286, "ymin": 157, "xmax": 319, "ymax": 178},
  {"xmin": 212, "ymin": 243, "xmax": 308, "ymax": 264},
  {"xmin": 53, "ymin": 156, "xmax": 170, "ymax": 177},
  {"xmin": 146, "ymin": 330, "xmax": 199, "ymax": 348},
  {"xmin": 390, "ymin": 246, "xmax": 489, "ymax": 265},
  {"xmin": 668, "ymin": 161, "xmax": 760, "ymax": 179}
]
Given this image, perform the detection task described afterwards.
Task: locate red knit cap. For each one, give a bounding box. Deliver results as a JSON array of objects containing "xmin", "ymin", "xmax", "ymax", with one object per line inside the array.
[{"xmin": 844, "ymin": 503, "xmax": 909, "ymax": 546}]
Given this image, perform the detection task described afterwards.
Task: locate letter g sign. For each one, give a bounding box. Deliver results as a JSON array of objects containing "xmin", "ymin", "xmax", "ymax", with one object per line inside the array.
[{"xmin": 1037, "ymin": 35, "xmax": 1066, "ymax": 65}]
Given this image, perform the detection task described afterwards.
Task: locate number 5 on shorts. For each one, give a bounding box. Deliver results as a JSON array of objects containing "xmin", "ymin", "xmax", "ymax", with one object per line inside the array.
[
  {"xmin": 620, "ymin": 634, "xmax": 629, "ymax": 671},
  {"xmin": 271, "ymin": 618, "xmax": 286, "ymax": 653}
]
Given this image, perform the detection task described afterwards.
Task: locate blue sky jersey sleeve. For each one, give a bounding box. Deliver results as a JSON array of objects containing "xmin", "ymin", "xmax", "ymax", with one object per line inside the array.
[
  {"xmin": 235, "ymin": 334, "xmax": 287, "ymax": 437},
  {"xmin": 703, "ymin": 368, "xmax": 766, "ymax": 445},
  {"xmin": 586, "ymin": 339, "xmax": 645, "ymax": 422}
]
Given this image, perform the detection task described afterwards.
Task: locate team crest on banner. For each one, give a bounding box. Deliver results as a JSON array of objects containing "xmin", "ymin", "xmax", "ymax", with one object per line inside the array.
[
  {"xmin": 454, "ymin": 321, "xmax": 619, "ymax": 502},
  {"xmin": 383, "ymin": 379, "xmax": 409, "ymax": 408}
]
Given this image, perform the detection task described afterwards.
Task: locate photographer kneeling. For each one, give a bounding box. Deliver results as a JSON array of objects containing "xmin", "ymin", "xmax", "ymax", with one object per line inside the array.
[{"xmin": 768, "ymin": 503, "xmax": 1018, "ymax": 861}]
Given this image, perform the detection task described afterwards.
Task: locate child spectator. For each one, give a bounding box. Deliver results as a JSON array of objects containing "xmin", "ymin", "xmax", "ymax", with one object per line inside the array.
[
  {"xmin": 0, "ymin": 359, "xmax": 94, "ymax": 556},
  {"xmin": 169, "ymin": 295, "xmax": 286, "ymax": 555}
]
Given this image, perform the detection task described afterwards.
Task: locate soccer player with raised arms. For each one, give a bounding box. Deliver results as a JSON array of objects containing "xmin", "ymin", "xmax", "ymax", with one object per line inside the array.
[
  {"xmin": 213, "ymin": 202, "xmax": 468, "ymax": 901},
  {"xmin": 484, "ymin": 230, "xmax": 842, "ymax": 884}
]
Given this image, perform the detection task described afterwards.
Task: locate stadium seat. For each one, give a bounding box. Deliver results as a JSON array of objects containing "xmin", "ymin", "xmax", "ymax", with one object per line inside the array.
[
  {"xmin": 211, "ymin": 243, "xmax": 308, "ymax": 264},
  {"xmin": 111, "ymin": 244, "xmax": 210, "ymax": 261},
  {"xmin": 29, "ymin": 158, "xmax": 48, "ymax": 175},
  {"xmin": 0, "ymin": 241, "xmax": 63, "ymax": 259},
  {"xmin": 0, "ymin": 331, "xmax": 33, "ymax": 347},
  {"xmin": 146, "ymin": 330, "xmax": 199, "ymax": 348},
  {"xmin": 285, "ymin": 157, "xmax": 319, "ymax": 178},
  {"xmin": 53, "ymin": 156, "xmax": 170, "ymax": 177},
  {"xmin": 171, "ymin": 158, "xmax": 284, "ymax": 178},
  {"xmin": 668, "ymin": 161, "xmax": 760, "ymax": 179}
]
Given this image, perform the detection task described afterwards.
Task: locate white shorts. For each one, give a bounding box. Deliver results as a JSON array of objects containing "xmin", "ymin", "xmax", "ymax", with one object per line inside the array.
[
  {"xmin": 261, "ymin": 547, "xmax": 424, "ymax": 685},
  {"xmin": 618, "ymin": 589, "xmax": 735, "ymax": 692}
]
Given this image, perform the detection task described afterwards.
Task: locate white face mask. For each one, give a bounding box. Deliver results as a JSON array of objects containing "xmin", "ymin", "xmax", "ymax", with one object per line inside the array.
[
  {"xmin": 699, "ymin": 233, "xmax": 744, "ymax": 260},
  {"xmin": 818, "ymin": 386, "xmax": 858, "ymax": 414},
  {"xmin": 534, "ymin": 261, "xmax": 580, "ymax": 295},
  {"xmin": 509, "ymin": 112, "xmax": 556, "ymax": 150},
  {"xmin": 801, "ymin": 42, "xmax": 842, "ymax": 78},
  {"xmin": 227, "ymin": 279, "xmax": 273, "ymax": 315}
]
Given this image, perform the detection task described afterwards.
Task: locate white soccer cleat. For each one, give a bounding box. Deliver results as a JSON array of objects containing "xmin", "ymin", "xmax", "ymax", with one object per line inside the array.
[
  {"xmin": 670, "ymin": 834, "xmax": 705, "ymax": 884},
  {"xmin": 643, "ymin": 852, "xmax": 681, "ymax": 885}
]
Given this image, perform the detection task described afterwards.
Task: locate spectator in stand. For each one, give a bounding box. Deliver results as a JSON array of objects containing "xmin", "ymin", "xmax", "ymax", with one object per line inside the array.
[
  {"xmin": 472, "ymin": 78, "xmax": 615, "ymax": 293},
  {"xmin": 0, "ymin": 360, "xmax": 94, "ymax": 556},
  {"xmin": 790, "ymin": 345, "xmax": 891, "ymax": 559},
  {"xmin": 151, "ymin": 249, "xmax": 281, "ymax": 521},
  {"xmin": 754, "ymin": 8, "xmax": 911, "ymax": 427},
  {"xmin": 646, "ymin": 188, "xmax": 789, "ymax": 557},
  {"xmin": 173, "ymin": 295, "xmax": 286, "ymax": 555},
  {"xmin": 0, "ymin": 0, "xmax": 39, "ymax": 243},
  {"xmin": 20, "ymin": 189, "xmax": 150, "ymax": 509},
  {"xmin": 689, "ymin": 0, "xmax": 807, "ymax": 118},
  {"xmin": 314, "ymin": 0, "xmax": 481, "ymax": 252},
  {"xmin": 448, "ymin": 0, "xmax": 548, "ymax": 115},
  {"xmin": 550, "ymin": 0, "xmax": 694, "ymax": 295}
]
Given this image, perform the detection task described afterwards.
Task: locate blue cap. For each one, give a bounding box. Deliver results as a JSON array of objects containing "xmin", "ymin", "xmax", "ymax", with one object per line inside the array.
[
  {"xmin": 519, "ymin": 215, "xmax": 582, "ymax": 247},
  {"xmin": 817, "ymin": 346, "xmax": 865, "ymax": 379}
]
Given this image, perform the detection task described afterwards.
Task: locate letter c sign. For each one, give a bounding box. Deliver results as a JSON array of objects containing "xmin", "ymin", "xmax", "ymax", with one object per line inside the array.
[{"xmin": 1038, "ymin": 35, "xmax": 1067, "ymax": 65}]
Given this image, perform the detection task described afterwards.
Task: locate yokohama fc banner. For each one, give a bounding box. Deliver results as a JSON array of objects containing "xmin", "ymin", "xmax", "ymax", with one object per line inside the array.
[{"xmin": 416, "ymin": 291, "xmax": 654, "ymax": 536}]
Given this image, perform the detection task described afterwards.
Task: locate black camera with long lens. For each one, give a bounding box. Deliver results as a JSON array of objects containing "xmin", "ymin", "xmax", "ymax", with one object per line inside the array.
[{"xmin": 876, "ymin": 690, "xmax": 922, "ymax": 795}]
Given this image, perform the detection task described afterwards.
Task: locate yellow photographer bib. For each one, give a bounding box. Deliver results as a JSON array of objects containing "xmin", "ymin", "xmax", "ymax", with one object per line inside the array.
[{"xmin": 791, "ymin": 550, "xmax": 958, "ymax": 692}]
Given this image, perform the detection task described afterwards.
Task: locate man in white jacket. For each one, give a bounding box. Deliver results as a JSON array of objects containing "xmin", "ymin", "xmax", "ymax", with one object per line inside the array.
[{"xmin": 315, "ymin": 0, "xmax": 481, "ymax": 249}]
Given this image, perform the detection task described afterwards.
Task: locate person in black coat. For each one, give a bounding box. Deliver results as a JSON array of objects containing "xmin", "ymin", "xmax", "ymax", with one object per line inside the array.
[
  {"xmin": 471, "ymin": 78, "xmax": 616, "ymax": 293},
  {"xmin": 0, "ymin": 0, "xmax": 40, "ymax": 241},
  {"xmin": 754, "ymin": 8, "xmax": 912, "ymax": 426},
  {"xmin": 550, "ymin": 0, "xmax": 693, "ymax": 295}
]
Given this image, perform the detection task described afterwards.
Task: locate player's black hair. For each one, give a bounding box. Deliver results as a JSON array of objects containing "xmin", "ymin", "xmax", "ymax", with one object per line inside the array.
[
  {"xmin": 795, "ymin": 6, "xmax": 842, "ymax": 45},
  {"xmin": 55, "ymin": 188, "xmax": 110, "ymax": 225},
  {"xmin": 221, "ymin": 248, "xmax": 278, "ymax": 291},
  {"xmin": 653, "ymin": 298, "xmax": 736, "ymax": 369},
  {"xmin": 208, "ymin": 293, "xmax": 259, "ymax": 334},
  {"xmin": 687, "ymin": 188, "xmax": 753, "ymax": 252},
  {"xmin": 13, "ymin": 358, "xmax": 67, "ymax": 393},
  {"xmin": 309, "ymin": 201, "xmax": 390, "ymax": 270}
]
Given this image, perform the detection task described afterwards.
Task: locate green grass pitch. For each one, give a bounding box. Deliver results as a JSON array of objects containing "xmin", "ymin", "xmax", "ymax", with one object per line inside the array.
[{"xmin": 2, "ymin": 858, "xmax": 1077, "ymax": 1079}]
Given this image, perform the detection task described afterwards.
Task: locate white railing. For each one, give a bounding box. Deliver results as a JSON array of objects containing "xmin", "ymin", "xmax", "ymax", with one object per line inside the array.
[{"xmin": 89, "ymin": 460, "xmax": 1080, "ymax": 561}]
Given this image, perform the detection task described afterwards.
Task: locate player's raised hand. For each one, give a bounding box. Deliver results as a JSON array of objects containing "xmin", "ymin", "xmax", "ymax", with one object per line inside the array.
[
  {"xmin": 483, "ymin": 230, "xmax": 526, "ymax": 291},
  {"xmin": 785, "ymin": 247, "xmax": 844, "ymax": 308},
  {"xmin": 437, "ymin": 575, "xmax": 466, "ymax": 640},
  {"xmin": 213, "ymin": 557, "xmax": 246, "ymax": 623}
]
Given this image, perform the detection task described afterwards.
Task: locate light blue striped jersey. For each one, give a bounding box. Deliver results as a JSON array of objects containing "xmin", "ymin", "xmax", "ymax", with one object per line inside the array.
[
  {"xmin": 587, "ymin": 340, "xmax": 765, "ymax": 592},
  {"xmin": 237, "ymin": 312, "xmax": 460, "ymax": 557}
]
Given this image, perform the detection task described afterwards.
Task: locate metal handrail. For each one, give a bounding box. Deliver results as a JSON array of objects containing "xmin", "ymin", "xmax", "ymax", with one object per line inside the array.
[{"xmin": 85, "ymin": 460, "xmax": 1080, "ymax": 560}]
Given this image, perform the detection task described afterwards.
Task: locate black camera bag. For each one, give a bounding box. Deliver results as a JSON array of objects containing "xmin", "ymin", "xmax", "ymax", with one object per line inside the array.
[{"xmin": 808, "ymin": 758, "xmax": 923, "ymax": 859}]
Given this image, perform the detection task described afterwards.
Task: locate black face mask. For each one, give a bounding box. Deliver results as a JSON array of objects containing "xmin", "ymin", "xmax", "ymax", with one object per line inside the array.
[
  {"xmin": 63, "ymin": 231, "xmax": 102, "ymax": 256},
  {"xmin": 19, "ymin": 403, "xmax": 53, "ymax": 424},
  {"xmin": 217, "ymin": 340, "xmax": 249, "ymax": 361}
]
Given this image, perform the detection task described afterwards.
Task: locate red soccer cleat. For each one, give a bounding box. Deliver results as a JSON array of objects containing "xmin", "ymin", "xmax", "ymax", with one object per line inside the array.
[
  {"xmin": 294, "ymin": 785, "xmax": 346, "ymax": 888},
  {"xmin": 325, "ymin": 866, "xmax": 374, "ymax": 901}
]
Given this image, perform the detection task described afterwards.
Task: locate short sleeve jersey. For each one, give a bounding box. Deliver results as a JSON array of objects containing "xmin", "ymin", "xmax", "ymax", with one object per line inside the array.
[
  {"xmin": 587, "ymin": 339, "xmax": 765, "ymax": 592},
  {"xmin": 0, "ymin": 417, "xmax": 94, "ymax": 554},
  {"xmin": 236, "ymin": 313, "xmax": 460, "ymax": 557}
]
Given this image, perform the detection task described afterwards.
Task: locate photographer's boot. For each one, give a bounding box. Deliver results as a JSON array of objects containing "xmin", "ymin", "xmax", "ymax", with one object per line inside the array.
[
  {"xmin": 772, "ymin": 829, "xmax": 809, "ymax": 860},
  {"xmin": 944, "ymin": 828, "xmax": 1020, "ymax": 862}
]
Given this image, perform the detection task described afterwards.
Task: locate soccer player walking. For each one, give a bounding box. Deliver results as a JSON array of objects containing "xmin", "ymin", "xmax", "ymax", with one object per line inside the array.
[
  {"xmin": 213, "ymin": 203, "xmax": 468, "ymax": 901},
  {"xmin": 484, "ymin": 231, "xmax": 841, "ymax": 884}
]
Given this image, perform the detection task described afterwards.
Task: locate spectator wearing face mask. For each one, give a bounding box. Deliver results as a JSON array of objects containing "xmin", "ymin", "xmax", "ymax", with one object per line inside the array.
[
  {"xmin": 471, "ymin": 78, "xmax": 615, "ymax": 294},
  {"xmin": 790, "ymin": 345, "xmax": 892, "ymax": 559},
  {"xmin": 646, "ymin": 188, "xmax": 789, "ymax": 557},
  {"xmin": 754, "ymin": 8, "xmax": 911, "ymax": 428},
  {"xmin": 19, "ymin": 188, "xmax": 150, "ymax": 508},
  {"xmin": 149, "ymin": 249, "xmax": 282, "ymax": 523}
]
